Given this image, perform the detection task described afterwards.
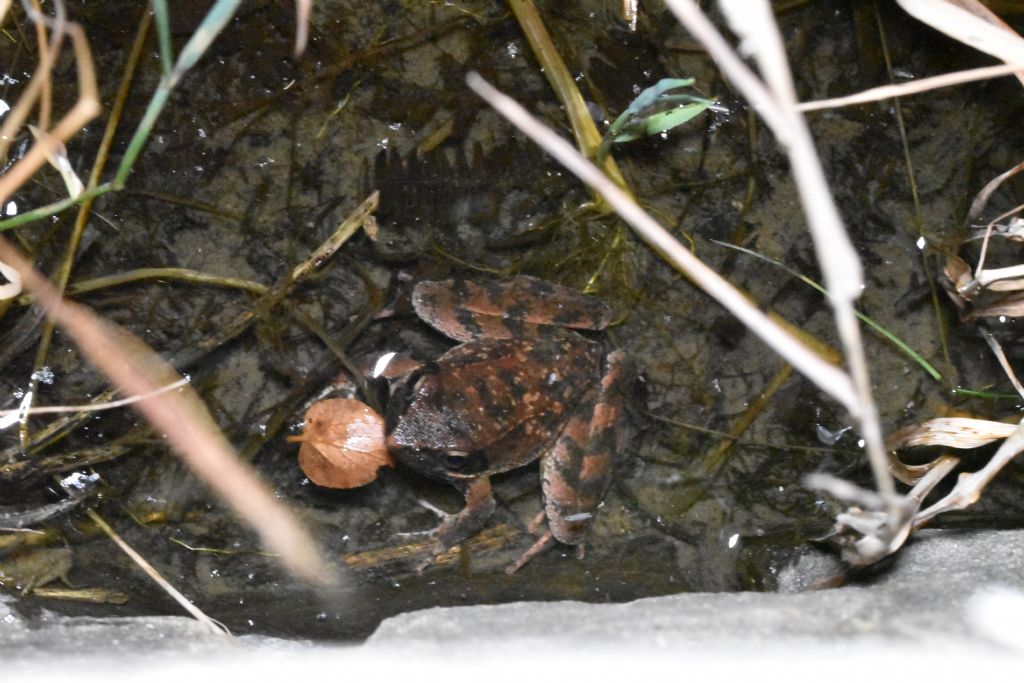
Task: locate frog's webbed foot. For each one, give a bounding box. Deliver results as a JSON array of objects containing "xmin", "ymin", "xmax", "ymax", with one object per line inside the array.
[
  {"xmin": 506, "ymin": 531, "xmax": 554, "ymax": 574},
  {"xmin": 412, "ymin": 477, "xmax": 496, "ymax": 572},
  {"xmin": 506, "ymin": 536, "xmax": 590, "ymax": 575}
]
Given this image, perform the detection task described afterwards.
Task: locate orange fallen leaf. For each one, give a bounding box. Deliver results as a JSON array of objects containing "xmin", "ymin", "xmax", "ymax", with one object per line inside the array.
[{"xmin": 289, "ymin": 398, "xmax": 394, "ymax": 488}]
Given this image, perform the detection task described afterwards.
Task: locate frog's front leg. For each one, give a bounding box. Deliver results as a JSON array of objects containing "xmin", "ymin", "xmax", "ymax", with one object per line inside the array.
[{"xmin": 426, "ymin": 476, "xmax": 497, "ymax": 556}]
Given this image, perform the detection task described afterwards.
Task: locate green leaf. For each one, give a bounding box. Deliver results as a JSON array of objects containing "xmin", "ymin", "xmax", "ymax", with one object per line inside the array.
[
  {"xmin": 610, "ymin": 101, "xmax": 712, "ymax": 142},
  {"xmin": 619, "ymin": 78, "xmax": 694, "ymax": 116},
  {"xmin": 597, "ymin": 78, "xmax": 713, "ymax": 162}
]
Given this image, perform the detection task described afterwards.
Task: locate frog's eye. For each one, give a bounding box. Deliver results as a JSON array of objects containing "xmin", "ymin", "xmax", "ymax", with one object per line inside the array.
[
  {"xmin": 444, "ymin": 450, "xmax": 470, "ymax": 468},
  {"xmin": 443, "ymin": 449, "xmax": 488, "ymax": 475}
]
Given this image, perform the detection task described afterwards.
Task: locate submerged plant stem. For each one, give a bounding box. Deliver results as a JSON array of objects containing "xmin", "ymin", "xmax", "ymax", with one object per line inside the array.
[
  {"xmin": 87, "ymin": 509, "xmax": 229, "ymax": 635},
  {"xmin": 23, "ymin": 6, "xmax": 153, "ymax": 446},
  {"xmin": 61, "ymin": 268, "xmax": 268, "ymax": 298},
  {"xmin": 874, "ymin": 4, "xmax": 952, "ymax": 383},
  {"xmin": 712, "ymin": 240, "xmax": 942, "ymax": 382},
  {"xmin": 666, "ymin": 0, "xmax": 893, "ymax": 505},
  {"xmin": 508, "ymin": 0, "xmax": 631, "ymax": 201},
  {"xmin": 0, "ymin": 183, "xmax": 110, "ymax": 232}
]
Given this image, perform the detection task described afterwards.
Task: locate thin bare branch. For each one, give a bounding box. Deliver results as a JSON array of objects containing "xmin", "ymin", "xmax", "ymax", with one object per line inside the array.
[
  {"xmin": 294, "ymin": 0, "xmax": 310, "ymax": 56},
  {"xmin": 87, "ymin": 509, "xmax": 230, "ymax": 636},
  {"xmin": 0, "ymin": 14, "xmax": 100, "ymax": 206},
  {"xmin": 806, "ymin": 454, "xmax": 958, "ymax": 565},
  {"xmin": 0, "ymin": 0, "xmax": 65, "ymax": 163},
  {"xmin": 915, "ymin": 418, "xmax": 1024, "ymax": 526},
  {"xmin": 466, "ymin": 73, "xmax": 859, "ymax": 412},
  {"xmin": 0, "ymin": 238, "xmax": 339, "ymax": 587},
  {"xmin": 0, "ymin": 378, "xmax": 189, "ymax": 422},
  {"xmin": 896, "ymin": 0, "xmax": 1024, "ymax": 88},
  {"xmin": 974, "ymin": 262, "xmax": 1024, "ymax": 291},
  {"xmin": 968, "ymin": 160, "xmax": 1024, "ymax": 222},
  {"xmin": 290, "ymin": 191, "xmax": 379, "ymax": 281},
  {"xmin": 666, "ymin": 0, "xmax": 892, "ymax": 502},
  {"xmin": 797, "ymin": 62, "xmax": 1024, "ymax": 112},
  {"xmin": 975, "ymin": 200, "xmax": 1024, "ymax": 278},
  {"xmin": 980, "ymin": 329, "xmax": 1024, "ymax": 399}
]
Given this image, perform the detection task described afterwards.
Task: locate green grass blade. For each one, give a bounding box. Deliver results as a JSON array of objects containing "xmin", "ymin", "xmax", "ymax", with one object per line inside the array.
[
  {"xmin": 952, "ymin": 387, "xmax": 1022, "ymax": 400},
  {"xmin": 712, "ymin": 240, "xmax": 942, "ymax": 382},
  {"xmin": 113, "ymin": 0, "xmax": 242, "ymax": 189},
  {"xmin": 172, "ymin": 0, "xmax": 241, "ymax": 77},
  {"xmin": 0, "ymin": 183, "xmax": 112, "ymax": 232},
  {"xmin": 150, "ymin": 0, "xmax": 173, "ymax": 75}
]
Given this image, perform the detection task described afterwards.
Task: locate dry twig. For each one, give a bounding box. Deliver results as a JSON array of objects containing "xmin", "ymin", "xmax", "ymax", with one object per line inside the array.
[
  {"xmin": 0, "ymin": 238, "xmax": 338, "ymax": 587},
  {"xmin": 665, "ymin": 0, "xmax": 892, "ymax": 507},
  {"xmin": 87, "ymin": 509, "xmax": 229, "ymax": 635},
  {"xmin": 466, "ymin": 73, "xmax": 857, "ymax": 412}
]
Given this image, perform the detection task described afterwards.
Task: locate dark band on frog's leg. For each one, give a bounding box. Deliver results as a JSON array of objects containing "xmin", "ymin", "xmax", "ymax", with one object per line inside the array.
[
  {"xmin": 515, "ymin": 349, "xmax": 634, "ymax": 570},
  {"xmin": 505, "ymin": 275, "xmax": 613, "ymax": 330},
  {"xmin": 541, "ymin": 408, "xmax": 608, "ymax": 546},
  {"xmin": 590, "ymin": 351, "xmax": 632, "ymax": 436},
  {"xmin": 413, "ymin": 279, "xmax": 530, "ymax": 342},
  {"xmin": 412, "ymin": 276, "xmax": 613, "ymax": 343},
  {"xmin": 454, "ymin": 301, "xmax": 486, "ymax": 340},
  {"xmin": 412, "ymin": 280, "xmax": 474, "ymax": 342}
]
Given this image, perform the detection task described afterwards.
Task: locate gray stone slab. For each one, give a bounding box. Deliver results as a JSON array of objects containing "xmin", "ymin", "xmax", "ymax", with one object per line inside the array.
[
  {"xmin": 366, "ymin": 529, "xmax": 1024, "ymax": 652},
  {"xmin": 2, "ymin": 528, "xmax": 1023, "ymax": 680}
]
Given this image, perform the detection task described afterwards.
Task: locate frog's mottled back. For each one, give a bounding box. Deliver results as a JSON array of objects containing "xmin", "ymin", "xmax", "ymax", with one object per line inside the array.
[{"xmin": 381, "ymin": 275, "xmax": 632, "ymax": 573}]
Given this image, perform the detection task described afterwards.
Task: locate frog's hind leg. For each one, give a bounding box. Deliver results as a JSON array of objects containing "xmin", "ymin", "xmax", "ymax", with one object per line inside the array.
[
  {"xmin": 412, "ymin": 276, "xmax": 613, "ymax": 342},
  {"xmin": 506, "ymin": 350, "xmax": 634, "ymax": 573},
  {"xmin": 504, "ymin": 404, "xmax": 595, "ymax": 574},
  {"xmin": 540, "ymin": 409, "xmax": 606, "ymax": 545},
  {"xmin": 526, "ymin": 510, "xmax": 546, "ymax": 535},
  {"xmin": 504, "ymin": 406, "xmax": 597, "ymax": 575}
]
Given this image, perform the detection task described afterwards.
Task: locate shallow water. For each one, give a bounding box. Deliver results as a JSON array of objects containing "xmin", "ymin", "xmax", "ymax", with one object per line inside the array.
[{"xmin": 1, "ymin": 0, "xmax": 1024, "ymax": 640}]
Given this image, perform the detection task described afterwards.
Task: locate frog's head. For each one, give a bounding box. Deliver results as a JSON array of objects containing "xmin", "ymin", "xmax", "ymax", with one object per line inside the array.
[{"xmin": 384, "ymin": 365, "xmax": 492, "ymax": 481}]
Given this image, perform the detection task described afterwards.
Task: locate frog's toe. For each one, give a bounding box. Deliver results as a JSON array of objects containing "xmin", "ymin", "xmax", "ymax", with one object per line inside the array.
[
  {"xmin": 505, "ymin": 531, "xmax": 555, "ymax": 574},
  {"xmin": 526, "ymin": 510, "xmax": 547, "ymax": 535},
  {"xmin": 412, "ymin": 536, "xmax": 456, "ymax": 574},
  {"xmin": 414, "ymin": 551, "xmax": 440, "ymax": 574}
]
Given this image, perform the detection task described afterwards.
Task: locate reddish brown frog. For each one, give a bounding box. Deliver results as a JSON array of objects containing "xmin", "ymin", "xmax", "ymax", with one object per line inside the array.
[{"xmin": 383, "ymin": 275, "xmax": 634, "ymax": 573}]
